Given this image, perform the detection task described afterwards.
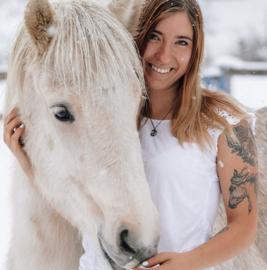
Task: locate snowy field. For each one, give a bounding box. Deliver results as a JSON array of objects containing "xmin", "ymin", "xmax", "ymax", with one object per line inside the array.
[{"xmin": 231, "ymin": 75, "xmax": 267, "ymax": 110}]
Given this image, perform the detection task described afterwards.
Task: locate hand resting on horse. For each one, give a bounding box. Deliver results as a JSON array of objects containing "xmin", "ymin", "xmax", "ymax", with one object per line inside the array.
[{"xmin": 3, "ymin": 108, "xmax": 34, "ymax": 182}]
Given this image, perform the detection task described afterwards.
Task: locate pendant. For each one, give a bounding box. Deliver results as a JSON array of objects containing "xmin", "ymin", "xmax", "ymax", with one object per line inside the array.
[{"xmin": 150, "ymin": 128, "xmax": 157, "ymax": 136}]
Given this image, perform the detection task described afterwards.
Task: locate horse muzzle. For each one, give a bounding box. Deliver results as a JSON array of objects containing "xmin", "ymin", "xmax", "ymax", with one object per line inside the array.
[{"xmin": 98, "ymin": 228, "xmax": 159, "ymax": 270}]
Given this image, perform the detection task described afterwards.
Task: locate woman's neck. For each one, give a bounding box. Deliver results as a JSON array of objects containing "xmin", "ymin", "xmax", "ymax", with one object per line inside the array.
[{"xmin": 148, "ymin": 87, "xmax": 176, "ymax": 120}]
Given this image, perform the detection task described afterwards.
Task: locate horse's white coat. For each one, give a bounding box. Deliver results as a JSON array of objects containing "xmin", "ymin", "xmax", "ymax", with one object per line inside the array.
[{"xmin": 4, "ymin": 0, "xmax": 160, "ymax": 269}]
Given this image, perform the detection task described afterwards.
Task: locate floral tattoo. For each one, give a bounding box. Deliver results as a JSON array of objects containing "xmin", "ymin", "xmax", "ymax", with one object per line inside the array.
[{"xmin": 226, "ymin": 123, "xmax": 257, "ymax": 167}]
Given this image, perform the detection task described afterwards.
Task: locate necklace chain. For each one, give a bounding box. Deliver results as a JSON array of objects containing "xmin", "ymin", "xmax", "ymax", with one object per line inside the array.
[{"xmin": 149, "ymin": 107, "xmax": 173, "ymax": 137}]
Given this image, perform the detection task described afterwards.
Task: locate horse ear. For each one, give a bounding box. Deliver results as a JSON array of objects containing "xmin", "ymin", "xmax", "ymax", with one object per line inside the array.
[
  {"xmin": 108, "ymin": 0, "xmax": 144, "ymax": 36},
  {"xmin": 24, "ymin": 0, "xmax": 55, "ymax": 53},
  {"xmin": 233, "ymin": 169, "xmax": 238, "ymax": 177}
]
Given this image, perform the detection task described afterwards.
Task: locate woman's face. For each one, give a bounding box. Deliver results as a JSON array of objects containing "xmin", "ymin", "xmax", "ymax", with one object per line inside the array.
[{"xmin": 143, "ymin": 11, "xmax": 193, "ymax": 92}]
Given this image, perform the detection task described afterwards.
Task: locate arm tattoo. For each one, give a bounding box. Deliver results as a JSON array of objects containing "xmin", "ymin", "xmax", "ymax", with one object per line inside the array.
[
  {"xmin": 214, "ymin": 227, "xmax": 229, "ymax": 237},
  {"xmin": 226, "ymin": 124, "xmax": 257, "ymax": 167},
  {"xmin": 228, "ymin": 167, "xmax": 258, "ymax": 214}
]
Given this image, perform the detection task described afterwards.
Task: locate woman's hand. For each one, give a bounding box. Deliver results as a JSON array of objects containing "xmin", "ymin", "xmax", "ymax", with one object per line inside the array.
[
  {"xmin": 134, "ymin": 252, "xmax": 193, "ymax": 270},
  {"xmin": 3, "ymin": 108, "xmax": 34, "ymax": 182}
]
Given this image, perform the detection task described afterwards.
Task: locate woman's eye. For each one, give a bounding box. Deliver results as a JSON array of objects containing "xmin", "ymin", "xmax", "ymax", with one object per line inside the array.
[
  {"xmin": 150, "ymin": 33, "xmax": 159, "ymax": 40},
  {"xmin": 52, "ymin": 106, "xmax": 75, "ymax": 122},
  {"xmin": 176, "ymin": 40, "xmax": 188, "ymax": 46}
]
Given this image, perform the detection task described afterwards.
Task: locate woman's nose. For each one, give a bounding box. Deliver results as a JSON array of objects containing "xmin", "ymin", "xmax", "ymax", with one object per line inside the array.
[{"xmin": 155, "ymin": 44, "xmax": 172, "ymax": 64}]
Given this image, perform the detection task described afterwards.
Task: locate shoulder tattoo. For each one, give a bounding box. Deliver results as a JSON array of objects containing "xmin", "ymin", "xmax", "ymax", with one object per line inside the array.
[{"xmin": 226, "ymin": 122, "xmax": 257, "ymax": 167}]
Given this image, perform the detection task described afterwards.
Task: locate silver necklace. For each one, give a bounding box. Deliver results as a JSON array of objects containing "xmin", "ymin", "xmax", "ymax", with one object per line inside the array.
[{"xmin": 149, "ymin": 108, "xmax": 173, "ymax": 137}]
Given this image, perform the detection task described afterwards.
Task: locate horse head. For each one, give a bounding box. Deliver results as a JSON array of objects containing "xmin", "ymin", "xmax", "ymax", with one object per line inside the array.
[
  {"xmin": 4, "ymin": 0, "xmax": 160, "ymax": 269},
  {"xmin": 229, "ymin": 185, "xmax": 247, "ymax": 210},
  {"xmin": 229, "ymin": 168, "xmax": 249, "ymax": 211}
]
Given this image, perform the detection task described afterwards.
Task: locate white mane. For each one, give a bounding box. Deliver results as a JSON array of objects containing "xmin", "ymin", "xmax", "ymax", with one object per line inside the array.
[{"xmin": 4, "ymin": 0, "xmax": 145, "ymax": 116}]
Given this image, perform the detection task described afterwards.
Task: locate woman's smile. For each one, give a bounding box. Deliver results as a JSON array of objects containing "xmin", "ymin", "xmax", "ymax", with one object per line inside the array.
[
  {"xmin": 147, "ymin": 62, "xmax": 174, "ymax": 75},
  {"xmin": 143, "ymin": 11, "xmax": 193, "ymax": 91},
  {"xmin": 149, "ymin": 63, "xmax": 173, "ymax": 74}
]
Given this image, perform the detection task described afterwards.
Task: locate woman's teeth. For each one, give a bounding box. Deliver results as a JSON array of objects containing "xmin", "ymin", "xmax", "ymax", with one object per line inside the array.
[{"xmin": 151, "ymin": 64, "xmax": 171, "ymax": 74}]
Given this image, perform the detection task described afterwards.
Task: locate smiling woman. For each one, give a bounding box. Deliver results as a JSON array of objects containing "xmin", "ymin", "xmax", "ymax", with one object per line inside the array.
[
  {"xmin": 143, "ymin": 11, "xmax": 193, "ymax": 92},
  {"xmin": 133, "ymin": 0, "xmax": 259, "ymax": 270},
  {"xmin": 136, "ymin": 0, "xmax": 250, "ymax": 147}
]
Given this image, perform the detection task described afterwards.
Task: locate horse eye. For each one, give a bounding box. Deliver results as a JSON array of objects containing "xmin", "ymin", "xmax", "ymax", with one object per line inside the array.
[{"xmin": 52, "ymin": 106, "xmax": 75, "ymax": 122}]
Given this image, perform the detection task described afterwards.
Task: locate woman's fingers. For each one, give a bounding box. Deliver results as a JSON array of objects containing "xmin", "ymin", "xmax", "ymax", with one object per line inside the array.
[
  {"xmin": 3, "ymin": 109, "xmax": 34, "ymax": 182},
  {"xmin": 141, "ymin": 253, "xmax": 170, "ymax": 268},
  {"xmin": 3, "ymin": 117, "xmax": 23, "ymax": 145},
  {"xmin": 4, "ymin": 108, "xmax": 19, "ymax": 127},
  {"xmin": 10, "ymin": 124, "xmax": 25, "ymax": 151}
]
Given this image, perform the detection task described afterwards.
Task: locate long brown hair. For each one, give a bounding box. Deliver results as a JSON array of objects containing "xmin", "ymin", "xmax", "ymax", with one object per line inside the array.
[{"xmin": 135, "ymin": 0, "xmax": 250, "ymax": 148}]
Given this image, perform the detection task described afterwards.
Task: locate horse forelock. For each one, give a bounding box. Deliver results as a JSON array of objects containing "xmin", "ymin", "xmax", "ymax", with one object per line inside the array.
[
  {"xmin": 5, "ymin": 0, "xmax": 145, "ymax": 117},
  {"xmin": 43, "ymin": 0, "xmax": 145, "ymax": 99}
]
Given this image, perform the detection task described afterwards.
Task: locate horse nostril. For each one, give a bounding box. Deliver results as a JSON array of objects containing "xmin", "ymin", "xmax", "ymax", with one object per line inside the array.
[{"xmin": 119, "ymin": 230, "xmax": 136, "ymax": 255}]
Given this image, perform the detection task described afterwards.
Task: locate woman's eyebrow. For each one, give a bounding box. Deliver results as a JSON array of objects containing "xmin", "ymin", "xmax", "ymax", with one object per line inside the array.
[
  {"xmin": 153, "ymin": 30, "xmax": 192, "ymax": 41},
  {"xmin": 177, "ymin": 35, "xmax": 192, "ymax": 41},
  {"xmin": 153, "ymin": 30, "xmax": 163, "ymax": 35}
]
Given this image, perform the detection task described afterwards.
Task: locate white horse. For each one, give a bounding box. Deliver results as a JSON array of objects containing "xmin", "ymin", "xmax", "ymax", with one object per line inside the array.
[
  {"xmin": 3, "ymin": 0, "xmax": 160, "ymax": 269},
  {"xmin": 215, "ymin": 107, "xmax": 267, "ymax": 270}
]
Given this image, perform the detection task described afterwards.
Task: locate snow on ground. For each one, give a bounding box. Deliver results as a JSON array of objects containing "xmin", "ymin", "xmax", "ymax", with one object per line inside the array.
[
  {"xmin": 231, "ymin": 75, "xmax": 267, "ymax": 110},
  {"xmin": 214, "ymin": 55, "xmax": 267, "ymax": 71}
]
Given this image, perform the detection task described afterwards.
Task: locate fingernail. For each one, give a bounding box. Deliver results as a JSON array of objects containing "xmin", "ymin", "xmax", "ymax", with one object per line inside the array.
[
  {"xmin": 142, "ymin": 261, "xmax": 149, "ymax": 266},
  {"xmin": 19, "ymin": 124, "xmax": 24, "ymax": 128}
]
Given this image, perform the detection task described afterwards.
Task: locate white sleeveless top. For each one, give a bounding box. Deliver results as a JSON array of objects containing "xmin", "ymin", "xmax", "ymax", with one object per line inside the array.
[{"xmin": 79, "ymin": 111, "xmax": 255, "ymax": 270}]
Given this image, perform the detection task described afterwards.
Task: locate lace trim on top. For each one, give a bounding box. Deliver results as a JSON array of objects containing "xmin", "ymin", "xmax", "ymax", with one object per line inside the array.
[
  {"xmin": 215, "ymin": 108, "xmax": 241, "ymax": 125},
  {"xmin": 208, "ymin": 109, "xmax": 241, "ymax": 140}
]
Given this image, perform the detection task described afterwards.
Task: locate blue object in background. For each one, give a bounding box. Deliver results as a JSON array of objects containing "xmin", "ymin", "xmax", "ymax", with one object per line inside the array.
[{"xmin": 204, "ymin": 75, "xmax": 228, "ymax": 92}]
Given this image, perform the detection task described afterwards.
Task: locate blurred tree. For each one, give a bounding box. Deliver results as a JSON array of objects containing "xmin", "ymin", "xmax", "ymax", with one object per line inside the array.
[{"xmin": 237, "ymin": 33, "xmax": 267, "ymax": 62}]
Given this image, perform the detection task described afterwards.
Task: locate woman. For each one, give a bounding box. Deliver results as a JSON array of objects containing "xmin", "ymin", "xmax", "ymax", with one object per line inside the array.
[{"xmin": 3, "ymin": 0, "xmax": 258, "ymax": 269}]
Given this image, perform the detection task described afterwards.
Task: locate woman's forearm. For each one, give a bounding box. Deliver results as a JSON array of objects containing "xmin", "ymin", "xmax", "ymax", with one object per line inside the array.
[{"xmin": 185, "ymin": 221, "xmax": 257, "ymax": 270}]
